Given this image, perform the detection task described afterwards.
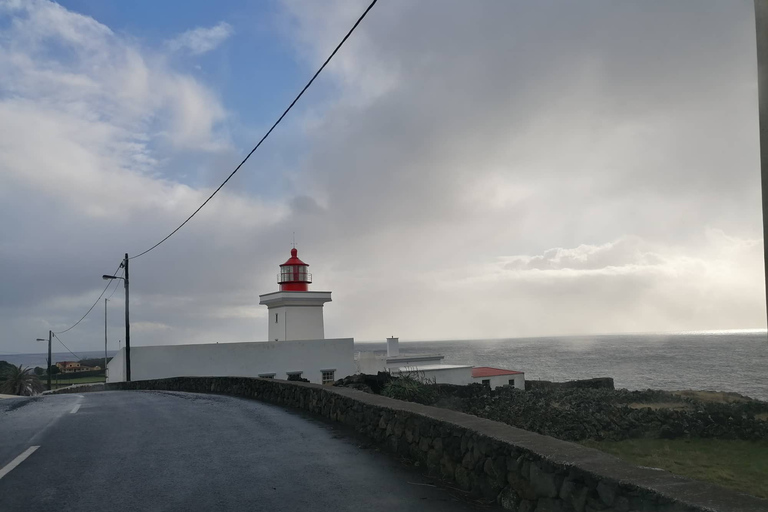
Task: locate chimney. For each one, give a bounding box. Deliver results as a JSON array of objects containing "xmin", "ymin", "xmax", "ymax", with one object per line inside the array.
[{"xmin": 386, "ymin": 336, "xmax": 399, "ymax": 357}]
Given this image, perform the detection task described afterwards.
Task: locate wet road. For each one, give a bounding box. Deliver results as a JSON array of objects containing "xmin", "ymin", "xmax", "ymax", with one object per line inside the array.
[{"xmin": 0, "ymin": 391, "xmax": 483, "ymax": 512}]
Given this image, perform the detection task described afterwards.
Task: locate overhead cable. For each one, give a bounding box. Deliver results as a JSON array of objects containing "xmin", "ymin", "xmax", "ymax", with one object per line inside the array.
[
  {"xmin": 53, "ymin": 332, "xmax": 82, "ymax": 361},
  {"xmin": 106, "ymin": 268, "xmax": 124, "ymax": 300},
  {"xmin": 129, "ymin": 0, "xmax": 378, "ymax": 260},
  {"xmin": 54, "ymin": 262, "xmax": 122, "ymax": 335}
]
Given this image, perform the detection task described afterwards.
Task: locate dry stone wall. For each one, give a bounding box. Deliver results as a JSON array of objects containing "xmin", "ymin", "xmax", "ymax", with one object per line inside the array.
[{"xmin": 52, "ymin": 378, "xmax": 766, "ymax": 512}]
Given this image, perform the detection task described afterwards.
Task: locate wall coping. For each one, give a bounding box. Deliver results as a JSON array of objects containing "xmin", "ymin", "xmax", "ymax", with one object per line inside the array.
[{"xmin": 50, "ymin": 378, "xmax": 767, "ymax": 512}]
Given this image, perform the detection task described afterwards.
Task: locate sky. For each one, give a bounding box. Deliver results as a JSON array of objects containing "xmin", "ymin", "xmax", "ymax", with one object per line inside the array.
[{"xmin": 0, "ymin": 0, "xmax": 765, "ymax": 355}]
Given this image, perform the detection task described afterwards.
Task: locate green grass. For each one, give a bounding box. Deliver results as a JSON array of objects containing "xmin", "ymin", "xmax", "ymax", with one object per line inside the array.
[
  {"xmin": 48, "ymin": 375, "xmax": 105, "ymax": 389},
  {"xmin": 580, "ymin": 438, "xmax": 768, "ymax": 499}
]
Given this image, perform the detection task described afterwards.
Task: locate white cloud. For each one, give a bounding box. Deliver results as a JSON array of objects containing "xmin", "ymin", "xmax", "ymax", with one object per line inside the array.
[
  {"xmin": 166, "ymin": 21, "xmax": 233, "ymax": 55},
  {"xmin": 0, "ymin": 0, "xmax": 765, "ymax": 355}
]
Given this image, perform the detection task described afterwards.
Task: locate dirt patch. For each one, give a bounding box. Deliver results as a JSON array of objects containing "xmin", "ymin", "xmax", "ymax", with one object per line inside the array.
[{"xmin": 756, "ymin": 413, "xmax": 768, "ymax": 421}]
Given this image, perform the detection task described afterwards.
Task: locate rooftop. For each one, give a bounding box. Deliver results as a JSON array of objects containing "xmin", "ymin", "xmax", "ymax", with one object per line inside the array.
[
  {"xmin": 471, "ymin": 367, "xmax": 523, "ymax": 378},
  {"xmin": 396, "ymin": 364, "xmax": 472, "ymax": 372}
]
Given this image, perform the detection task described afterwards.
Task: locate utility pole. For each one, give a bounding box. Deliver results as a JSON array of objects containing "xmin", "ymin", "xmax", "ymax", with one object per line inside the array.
[
  {"xmin": 104, "ymin": 298, "xmax": 108, "ymax": 382},
  {"xmin": 755, "ymin": 0, "xmax": 768, "ymax": 329},
  {"xmin": 47, "ymin": 330, "xmax": 52, "ymax": 391},
  {"xmin": 124, "ymin": 253, "xmax": 131, "ymax": 382}
]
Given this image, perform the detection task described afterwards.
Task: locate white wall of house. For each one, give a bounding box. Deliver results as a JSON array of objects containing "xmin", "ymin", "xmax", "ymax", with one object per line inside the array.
[
  {"xmin": 107, "ymin": 338, "xmax": 355, "ymax": 385},
  {"xmin": 396, "ymin": 365, "xmax": 474, "ymax": 385},
  {"xmin": 473, "ymin": 373, "xmax": 525, "ymax": 389}
]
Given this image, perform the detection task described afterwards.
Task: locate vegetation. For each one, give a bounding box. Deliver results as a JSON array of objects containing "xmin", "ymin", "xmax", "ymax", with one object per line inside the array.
[
  {"xmin": 0, "ymin": 364, "xmax": 44, "ymax": 396},
  {"xmin": 381, "ymin": 375, "xmax": 438, "ymax": 405},
  {"xmin": 580, "ymin": 438, "xmax": 768, "ymax": 500},
  {"xmin": 0, "ymin": 360, "xmax": 14, "ymax": 380}
]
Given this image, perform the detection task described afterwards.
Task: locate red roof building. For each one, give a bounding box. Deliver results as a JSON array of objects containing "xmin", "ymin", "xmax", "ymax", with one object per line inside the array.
[{"xmin": 471, "ymin": 367, "xmax": 523, "ymax": 378}]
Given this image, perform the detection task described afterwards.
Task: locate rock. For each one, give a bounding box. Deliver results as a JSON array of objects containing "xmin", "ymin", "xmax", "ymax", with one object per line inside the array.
[
  {"xmin": 535, "ymin": 498, "xmax": 565, "ymax": 512},
  {"xmin": 530, "ymin": 463, "xmax": 560, "ymax": 498},
  {"xmin": 596, "ymin": 482, "xmax": 616, "ymax": 507},
  {"xmin": 455, "ymin": 466, "xmax": 471, "ymax": 491},
  {"xmin": 498, "ymin": 487, "xmax": 521, "ymax": 511}
]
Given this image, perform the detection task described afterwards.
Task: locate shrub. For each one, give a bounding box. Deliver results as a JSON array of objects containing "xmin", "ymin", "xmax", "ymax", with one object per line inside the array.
[{"xmin": 381, "ymin": 375, "xmax": 438, "ymax": 405}]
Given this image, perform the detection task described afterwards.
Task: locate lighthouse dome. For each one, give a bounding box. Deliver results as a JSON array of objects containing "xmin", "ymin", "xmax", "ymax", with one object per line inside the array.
[{"xmin": 278, "ymin": 248, "xmax": 312, "ymax": 291}]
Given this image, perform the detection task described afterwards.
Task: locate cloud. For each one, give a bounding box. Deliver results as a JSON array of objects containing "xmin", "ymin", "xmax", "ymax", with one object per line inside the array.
[
  {"xmin": 166, "ymin": 21, "xmax": 233, "ymax": 55},
  {"xmin": 0, "ymin": 0, "xmax": 765, "ymax": 355}
]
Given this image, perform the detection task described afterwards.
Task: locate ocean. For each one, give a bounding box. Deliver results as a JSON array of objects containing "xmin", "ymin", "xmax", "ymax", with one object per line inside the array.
[
  {"xmin": 3, "ymin": 332, "xmax": 766, "ymax": 401},
  {"xmin": 356, "ymin": 331, "xmax": 768, "ymax": 402}
]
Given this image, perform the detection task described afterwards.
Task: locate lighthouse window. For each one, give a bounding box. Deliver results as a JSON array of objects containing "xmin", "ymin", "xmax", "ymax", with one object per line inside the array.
[{"xmin": 275, "ymin": 313, "xmax": 278, "ymax": 323}]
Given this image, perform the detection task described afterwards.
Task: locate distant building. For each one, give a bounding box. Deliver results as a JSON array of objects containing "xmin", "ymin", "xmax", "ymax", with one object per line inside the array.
[
  {"xmin": 356, "ymin": 337, "xmax": 525, "ymax": 389},
  {"xmin": 56, "ymin": 361, "xmax": 81, "ymax": 373}
]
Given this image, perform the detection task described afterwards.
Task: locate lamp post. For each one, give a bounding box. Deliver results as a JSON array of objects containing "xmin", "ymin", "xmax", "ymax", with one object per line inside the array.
[
  {"xmin": 35, "ymin": 330, "xmax": 52, "ymax": 390},
  {"xmin": 104, "ymin": 298, "xmax": 108, "ymax": 382},
  {"xmin": 103, "ymin": 253, "xmax": 130, "ymax": 381}
]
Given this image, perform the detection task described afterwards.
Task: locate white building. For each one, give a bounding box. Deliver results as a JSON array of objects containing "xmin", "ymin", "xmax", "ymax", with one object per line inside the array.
[
  {"xmin": 107, "ymin": 247, "xmax": 525, "ymax": 389},
  {"xmin": 356, "ymin": 337, "xmax": 525, "ymax": 389},
  {"xmin": 108, "ymin": 248, "xmax": 354, "ymax": 386}
]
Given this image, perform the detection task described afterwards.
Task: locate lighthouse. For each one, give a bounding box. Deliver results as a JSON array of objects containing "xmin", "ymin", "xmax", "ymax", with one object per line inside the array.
[{"xmin": 258, "ymin": 248, "xmax": 332, "ymax": 341}]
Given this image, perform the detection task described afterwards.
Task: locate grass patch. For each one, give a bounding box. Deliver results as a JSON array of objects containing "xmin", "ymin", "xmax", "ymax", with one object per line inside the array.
[{"xmin": 580, "ymin": 438, "xmax": 768, "ymax": 499}]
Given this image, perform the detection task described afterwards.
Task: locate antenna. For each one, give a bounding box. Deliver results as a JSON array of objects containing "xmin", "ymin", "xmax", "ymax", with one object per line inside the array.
[{"xmin": 292, "ymin": 232, "xmax": 296, "ymax": 249}]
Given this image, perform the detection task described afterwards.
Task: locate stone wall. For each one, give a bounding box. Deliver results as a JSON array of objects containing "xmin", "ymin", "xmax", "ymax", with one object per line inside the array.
[{"xmin": 52, "ymin": 378, "xmax": 766, "ymax": 512}]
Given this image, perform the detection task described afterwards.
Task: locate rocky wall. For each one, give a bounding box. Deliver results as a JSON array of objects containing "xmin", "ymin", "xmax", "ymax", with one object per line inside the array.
[{"xmin": 51, "ymin": 378, "xmax": 766, "ymax": 512}]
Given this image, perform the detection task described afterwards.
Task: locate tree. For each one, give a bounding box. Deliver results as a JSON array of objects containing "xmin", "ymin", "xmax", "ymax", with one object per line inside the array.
[
  {"xmin": 34, "ymin": 367, "xmax": 44, "ymax": 377},
  {"xmin": 0, "ymin": 360, "xmax": 13, "ymax": 381},
  {"xmin": 0, "ymin": 364, "xmax": 44, "ymax": 396},
  {"xmin": 48, "ymin": 365, "xmax": 60, "ymax": 376}
]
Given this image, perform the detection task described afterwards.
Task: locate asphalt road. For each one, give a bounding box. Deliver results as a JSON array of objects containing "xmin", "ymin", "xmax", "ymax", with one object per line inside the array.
[{"xmin": 0, "ymin": 390, "xmax": 486, "ymax": 512}]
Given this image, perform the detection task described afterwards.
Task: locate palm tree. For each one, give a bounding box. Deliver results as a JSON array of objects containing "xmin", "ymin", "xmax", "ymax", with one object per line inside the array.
[{"xmin": 0, "ymin": 364, "xmax": 44, "ymax": 396}]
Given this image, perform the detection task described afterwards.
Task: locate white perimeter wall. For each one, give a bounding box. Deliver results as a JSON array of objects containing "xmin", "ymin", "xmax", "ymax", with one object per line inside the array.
[
  {"xmin": 398, "ymin": 367, "xmax": 474, "ymax": 386},
  {"xmin": 473, "ymin": 374, "xmax": 525, "ymax": 389},
  {"xmin": 107, "ymin": 338, "xmax": 355, "ymax": 385}
]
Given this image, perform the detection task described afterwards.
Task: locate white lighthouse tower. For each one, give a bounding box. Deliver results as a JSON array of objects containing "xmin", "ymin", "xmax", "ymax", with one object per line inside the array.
[{"xmin": 258, "ymin": 248, "xmax": 332, "ymax": 341}]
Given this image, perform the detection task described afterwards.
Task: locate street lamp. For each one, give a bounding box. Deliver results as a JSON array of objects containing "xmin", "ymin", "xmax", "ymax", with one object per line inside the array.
[
  {"xmin": 35, "ymin": 330, "xmax": 52, "ymax": 390},
  {"xmin": 103, "ymin": 253, "xmax": 130, "ymax": 382}
]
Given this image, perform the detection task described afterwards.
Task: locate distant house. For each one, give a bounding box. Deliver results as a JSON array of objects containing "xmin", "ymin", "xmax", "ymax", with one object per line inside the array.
[
  {"xmin": 56, "ymin": 361, "xmax": 81, "ymax": 373},
  {"xmin": 56, "ymin": 361, "xmax": 100, "ymax": 373}
]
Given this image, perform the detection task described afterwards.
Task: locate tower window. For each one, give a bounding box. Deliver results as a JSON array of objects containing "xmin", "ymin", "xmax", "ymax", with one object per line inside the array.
[{"xmin": 275, "ymin": 313, "xmax": 278, "ymax": 323}]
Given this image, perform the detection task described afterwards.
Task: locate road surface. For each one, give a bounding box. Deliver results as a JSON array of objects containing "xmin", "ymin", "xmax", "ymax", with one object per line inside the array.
[{"xmin": 0, "ymin": 390, "xmax": 485, "ymax": 511}]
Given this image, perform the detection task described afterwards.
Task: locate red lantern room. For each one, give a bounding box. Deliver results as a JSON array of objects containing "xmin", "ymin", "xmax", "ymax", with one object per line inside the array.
[{"xmin": 278, "ymin": 248, "xmax": 313, "ymax": 291}]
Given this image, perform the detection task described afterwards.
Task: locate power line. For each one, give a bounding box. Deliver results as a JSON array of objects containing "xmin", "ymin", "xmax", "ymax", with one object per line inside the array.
[
  {"xmin": 129, "ymin": 0, "xmax": 378, "ymax": 260},
  {"xmin": 53, "ymin": 333, "xmax": 82, "ymax": 361},
  {"xmin": 55, "ymin": 262, "xmax": 122, "ymax": 335},
  {"xmin": 106, "ymin": 267, "xmax": 124, "ymax": 300}
]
